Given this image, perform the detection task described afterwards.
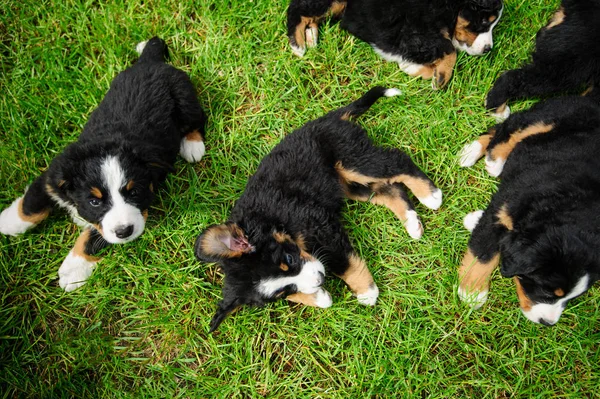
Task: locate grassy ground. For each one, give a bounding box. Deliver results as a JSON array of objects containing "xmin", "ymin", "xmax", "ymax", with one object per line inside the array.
[{"xmin": 1, "ymin": 0, "xmax": 599, "ymax": 397}]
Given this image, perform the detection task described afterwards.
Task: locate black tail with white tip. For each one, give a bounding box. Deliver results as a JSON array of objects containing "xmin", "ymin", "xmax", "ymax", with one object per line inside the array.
[
  {"xmin": 136, "ymin": 37, "xmax": 169, "ymax": 63},
  {"xmin": 332, "ymin": 86, "xmax": 402, "ymax": 119}
]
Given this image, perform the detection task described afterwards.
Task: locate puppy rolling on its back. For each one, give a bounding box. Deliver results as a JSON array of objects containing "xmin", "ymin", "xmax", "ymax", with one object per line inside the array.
[
  {"xmin": 0, "ymin": 37, "xmax": 207, "ymax": 291},
  {"xmin": 195, "ymin": 87, "xmax": 442, "ymax": 332}
]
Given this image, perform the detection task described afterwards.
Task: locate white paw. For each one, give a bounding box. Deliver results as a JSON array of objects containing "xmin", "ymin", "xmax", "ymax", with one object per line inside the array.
[
  {"xmin": 314, "ymin": 287, "xmax": 333, "ymax": 308},
  {"xmin": 135, "ymin": 40, "xmax": 148, "ymax": 55},
  {"xmin": 492, "ymin": 105, "xmax": 511, "ymax": 122},
  {"xmin": 419, "ymin": 188, "xmax": 442, "ymax": 210},
  {"xmin": 384, "ymin": 88, "xmax": 402, "ymax": 97},
  {"xmin": 357, "ymin": 283, "xmax": 379, "ymax": 306},
  {"xmin": 305, "ymin": 26, "xmax": 318, "ymax": 48},
  {"xmin": 58, "ymin": 251, "xmax": 97, "ymax": 292},
  {"xmin": 458, "ymin": 286, "xmax": 488, "ymax": 310},
  {"xmin": 404, "ymin": 210, "xmax": 423, "ymax": 240},
  {"xmin": 463, "ymin": 210, "xmax": 484, "ymax": 232},
  {"xmin": 180, "ymin": 139, "xmax": 205, "ymax": 163},
  {"xmin": 459, "ymin": 141, "xmax": 483, "ymax": 167},
  {"xmin": 485, "ymin": 155, "xmax": 505, "ymax": 177},
  {"xmin": 291, "ymin": 44, "xmax": 306, "ymax": 57},
  {"xmin": 0, "ymin": 197, "xmax": 34, "ymax": 236}
]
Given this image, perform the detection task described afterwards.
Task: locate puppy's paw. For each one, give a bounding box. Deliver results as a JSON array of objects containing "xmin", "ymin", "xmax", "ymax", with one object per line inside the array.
[
  {"xmin": 180, "ymin": 134, "xmax": 206, "ymax": 163},
  {"xmin": 291, "ymin": 43, "xmax": 306, "ymax": 57},
  {"xmin": 0, "ymin": 197, "xmax": 35, "ymax": 236},
  {"xmin": 357, "ymin": 283, "xmax": 379, "ymax": 306},
  {"xmin": 404, "ymin": 210, "xmax": 423, "ymax": 240},
  {"xmin": 459, "ymin": 141, "xmax": 484, "ymax": 167},
  {"xmin": 58, "ymin": 251, "xmax": 97, "ymax": 292},
  {"xmin": 463, "ymin": 210, "xmax": 484, "ymax": 232},
  {"xmin": 305, "ymin": 26, "xmax": 318, "ymax": 48},
  {"xmin": 491, "ymin": 104, "xmax": 511, "ymax": 122},
  {"xmin": 458, "ymin": 286, "xmax": 488, "ymax": 310},
  {"xmin": 485, "ymin": 155, "xmax": 505, "ymax": 177},
  {"xmin": 135, "ymin": 40, "xmax": 148, "ymax": 55},
  {"xmin": 419, "ymin": 188, "xmax": 443, "ymax": 210},
  {"xmin": 314, "ymin": 287, "xmax": 333, "ymax": 308}
]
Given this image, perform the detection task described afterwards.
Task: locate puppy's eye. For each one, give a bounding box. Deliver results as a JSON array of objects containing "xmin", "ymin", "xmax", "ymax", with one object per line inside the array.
[
  {"xmin": 284, "ymin": 253, "xmax": 295, "ymax": 265},
  {"xmin": 129, "ymin": 187, "xmax": 140, "ymax": 196},
  {"xmin": 89, "ymin": 198, "xmax": 102, "ymax": 207}
]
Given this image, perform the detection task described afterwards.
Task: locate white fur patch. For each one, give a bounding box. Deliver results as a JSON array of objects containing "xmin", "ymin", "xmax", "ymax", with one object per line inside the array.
[
  {"xmin": 485, "ymin": 155, "xmax": 506, "ymax": 177},
  {"xmin": 291, "ymin": 44, "xmax": 306, "ymax": 57},
  {"xmin": 453, "ymin": 6, "xmax": 503, "ymax": 55},
  {"xmin": 58, "ymin": 251, "xmax": 97, "ymax": 292},
  {"xmin": 522, "ymin": 275, "xmax": 590, "ymax": 325},
  {"xmin": 305, "ymin": 26, "xmax": 318, "ymax": 48},
  {"xmin": 180, "ymin": 138, "xmax": 206, "ymax": 163},
  {"xmin": 463, "ymin": 210, "xmax": 484, "ymax": 232},
  {"xmin": 0, "ymin": 197, "xmax": 34, "ymax": 236},
  {"xmin": 371, "ymin": 45, "xmax": 424, "ymax": 75},
  {"xmin": 418, "ymin": 188, "xmax": 443, "ymax": 210},
  {"xmin": 384, "ymin": 88, "xmax": 402, "ymax": 97},
  {"xmin": 258, "ymin": 260, "xmax": 326, "ymax": 296},
  {"xmin": 458, "ymin": 286, "xmax": 488, "ymax": 309},
  {"xmin": 357, "ymin": 283, "xmax": 379, "ymax": 306},
  {"xmin": 459, "ymin": 141, "xmax": 484, "ymax": 167},
  {"xmin": 314, "ymin": 287, "xmax": 333, "ymax": 308},
  {"xmin": 492, "ymin": 104, "xmax": 511, "ymax": 121},
  {"xmin": 100, "ymin": 156, "xmax": 145, "ymax": 244},
  {"xmin": 135, "ymin": 40, "xmax": 148, "ymax": 55},
  {"xmin": 404, "ymin": 210, "xmax": 423, "ymax": 240}
]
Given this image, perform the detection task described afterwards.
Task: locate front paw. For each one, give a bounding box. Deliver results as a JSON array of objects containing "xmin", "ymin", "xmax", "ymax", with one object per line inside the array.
[
  {"xmin": 0, "ymin": 197, "xmax": 35, "ymax": 236},
  {"xmin": 314, "ymin": 287, "xmax": 333, "ymax": 308},
  {"xmin": 458, "ymin": 286, "xmax": 488, "ymax": 310},
  {"xmin": 356, "ymin": 283, "xmax": 379, "ymax": 306},
  {"xmin": 58, "ymin": 251, "xmax": 98, "ymax": 292}
]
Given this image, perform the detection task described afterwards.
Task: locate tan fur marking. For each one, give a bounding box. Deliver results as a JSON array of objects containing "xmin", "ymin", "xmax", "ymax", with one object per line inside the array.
[
  {"xmin": 280, "ymin": 263, "xmax": 289, "ymax": 272},
  {"xmin": 431, "ymin": 51, "xmax": 457, "ymax": 89},
  {"xmin": 554, "ymin": 288, "xmax": 565, "ymax": 297},
  {"xmin": 490, "ymin": 123, "xmax": 554, "ymax": 161},
  {"xmin": 339, "ymin": 254, "xmax": 374, "ymax": 296},
  {"xmin": 369, "ymin": 186, "xmax": 410, "ymax": 222},
  {"xmin": 73, "ymin": 229, "xmax": 101, "ymax": 263},
  {"xmin": 495, "ymin": 102, "xmax": 508, "ymax": 115},
  {"xmin": 454, "ymin": 17, "xmax": 478, "ymax": 46},
  {"xmin": 57, "ymin": 180, "xmax": 66, "ymax": 188},
  {"xmin": 142, "ymin": 209, "xmax": 148, "ymax": 221},
  {"xmin": 17, "ymin": 198, "xmax": 50, "ymax": 225},
  {"xmin": 496, "ymin": 204, "xmax": 514, "ymax": 231},
  {"xmin": 329, "ymin": 1, "xmax": 346, "ymax": 17},
  {"xmin": 546, "ymin": 8, "xmax": 565, "ymax": 30},
  {"xmin": 149, "ymin": 182, "xmax": 154, "ymax": 193},
  {"xmin": 488, "ymin": 15, "xmax": 497, "ymax": 23},
  {"xmin": 287, "ymin": 291, "xmax": 322, "ymax": 307},
  {"xmin": 582, "ymin": 86, "xmax": 594, "ymax": 96},
  {"xmin": 475, "ymin": 131, "xmax": 494, "ymax": 155},
  {"xmin": 514, "ymin": 277, "xmax": 533, "ymax": 311},
  {"xmin": 412, "ymin": 65, "xmax": 434, "ymax": 79},
  {"xmin": 459, "ymin": 249, "xmax": 500, "ymax": 295},
  {"xmin": 185, "ymin": 130, "xmax": 204, "ymax": 142},
  {"xmin": 294, "ymin": 17, "xmax": 312, "ymax": 48},
  {"xmin": 90, "ymin": 187, "xmax": 103, "ymax": 199},
  {"xmin": 273, "ymin": 231, "xmax": 293, "ymax": 244},
  {"xmin": 340, "ymin": 111, "xmax": 352, "ymax": 120},
  {"xmin": 126, "ymin": 180, "xmax": 135, "ymax": 191}
]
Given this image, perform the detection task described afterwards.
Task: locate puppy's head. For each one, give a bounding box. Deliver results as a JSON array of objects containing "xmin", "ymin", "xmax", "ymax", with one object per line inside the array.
[
  {"xmin": 453, "ymin": 0, "xmax": 503, "ymax": 55},
  {"xmin": 500, "ymin": 228, "xmax": 596, "ymax": 326},
  {"xmin": 48, "ymin": 143, "xmax": 170, "ymax": 244},
  {"xmin": 195, "ymin": 223, "xmax": 326, "ymax": 332}
]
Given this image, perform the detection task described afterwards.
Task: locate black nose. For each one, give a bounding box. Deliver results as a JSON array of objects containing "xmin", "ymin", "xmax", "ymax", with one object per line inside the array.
[
  {"xmin": 539, "ymin": 318, "xmax": 554, "ymax": 327},
  {"xmin": 483, "ymin": 45, "xmax": 492, "ymax": 53},
  {"xmin": 317, "ymin": 272, "xmax": 325, "ymax": 286},
  {"xmin": 115, "ymin": 225, "xmax": 134, "ymax": 239}
]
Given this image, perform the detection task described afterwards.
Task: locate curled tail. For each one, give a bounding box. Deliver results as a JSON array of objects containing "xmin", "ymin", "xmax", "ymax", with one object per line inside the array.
[
  {"xmin": 135, "ymin": 37, "xmax": 169, "ymax": 63},
  {"xmin": 332, "ymin": 86, "xmax": 402, "ymax": 119}
]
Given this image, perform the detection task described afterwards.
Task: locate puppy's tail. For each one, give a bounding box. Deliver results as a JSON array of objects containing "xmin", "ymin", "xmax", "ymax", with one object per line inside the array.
[
  {"xmin": 332, "ymin": 86, "xmax": 402, "ymax": 119},
  {"xmin": 135, "ymin": 37, "xmax": 169, "ymax": 63}
]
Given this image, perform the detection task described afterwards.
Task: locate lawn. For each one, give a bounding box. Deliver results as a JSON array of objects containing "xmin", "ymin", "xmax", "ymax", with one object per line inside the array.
[{"xmin": 1, "ymin": 0, "xmax": 599, "ymax": 397}]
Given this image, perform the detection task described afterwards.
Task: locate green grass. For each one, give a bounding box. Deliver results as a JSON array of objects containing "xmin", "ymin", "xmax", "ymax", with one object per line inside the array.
[{"xmin": 1, "ymin": 0, "xmax": 599, "ymax": 397}]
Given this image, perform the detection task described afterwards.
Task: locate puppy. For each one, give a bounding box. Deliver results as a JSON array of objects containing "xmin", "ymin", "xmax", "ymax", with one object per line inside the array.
[
  {"xmin": 287, "ymin": 0, "xmax": 504, "ymax": 89},
  {"xmin": 486, "ymin": 0, "xmax": 600, "ymax": 120},
  {"xmin": 195, "ymin": 87, "xmax": 442, "ymax": 332},
  {"xmin": 0, "ymin": 37, "xmax": 207, "ymax": 291},
  {"xmin": 457, "ymin": 96, "xmax": 600, "ymax": 325}
]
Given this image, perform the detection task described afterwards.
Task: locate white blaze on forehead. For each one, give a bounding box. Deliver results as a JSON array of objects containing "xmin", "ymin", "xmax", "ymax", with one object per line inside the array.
[
  {"xmin": 100, "ymin": 156, "xmax": 145, "ymax": 244},
  {"xmin": 522, "ymin": 274, "xmax": 590, "ymax": 325},
  {"xmin": 257, "ymin": 260, "xmax": 326, "ymax": 297},
  {"xmin": 453, "ymin": 5, "xmax": 503, "ymax": 55}
]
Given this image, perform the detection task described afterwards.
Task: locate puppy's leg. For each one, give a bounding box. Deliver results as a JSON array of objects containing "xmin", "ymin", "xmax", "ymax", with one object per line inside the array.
[
  {"xmin": 458, "ymin": 127, "xmax": 495, "ymax": 167},
  {"xmin": 287, "ymin": 0, "xmax": 335, "ymax": 57},
  {"xmin": 430, "ymin": 50, "xmax": 457, "ymax": 90},
  {"xmin": 336, "ymin": 252, "xmax": 379, "ymax": 306},
  {"xmin": 58, "ymin": 227, "xmax": 108, "ymax": 292},
  {"xmin": 0, "ymin": 174, "xmax": 52, "ymax": 236},
  {"xmin": 287, "ymin": 288, "xmax": 333, "ymax": 308}
]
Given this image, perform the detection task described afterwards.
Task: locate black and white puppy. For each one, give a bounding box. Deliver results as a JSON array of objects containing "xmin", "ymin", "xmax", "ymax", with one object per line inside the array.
[
  {"xmin": 287, "ymin": 0, "xmax": 504, "ymax": 89},
  {"xmin": 486, "ymin": 0, "xmax": 600, "ymax": 120},
  {"xmin": 195, "ymin": 87, "xmax": 442, "ymax": 332},
  {"xmin": 457, "ymin": 96, "xmax": 600, "ymax": 325},
  {"xmin": 0, "ymin": 37, "xmax": 206, "ymax": 291}
]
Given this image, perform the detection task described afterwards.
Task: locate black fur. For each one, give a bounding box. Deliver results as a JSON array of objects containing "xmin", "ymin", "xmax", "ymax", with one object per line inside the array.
[{"xmin": 486, "ymin": 0, "xmax": 600, "ymax": 113}]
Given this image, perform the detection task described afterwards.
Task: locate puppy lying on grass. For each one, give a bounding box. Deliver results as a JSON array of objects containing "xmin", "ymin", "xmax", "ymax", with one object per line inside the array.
[{"xmin": 195, "ymin": 87, "xmax": 442, "ymax": 332}]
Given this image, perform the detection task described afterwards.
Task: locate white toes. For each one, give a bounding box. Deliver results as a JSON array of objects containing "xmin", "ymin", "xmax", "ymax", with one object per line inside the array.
[
  {"xmin": 291, "ymin": 44, "xmax": 306, "ymax": 57},
  {"xmin": 305, "ymin": 27, "xmax": 318, "ymax": 48},
  {"xmin": 314, "ymin": 287, "xmax": 333, "ymax": 308},
  {"xmin": 419, "ymin": 188, "xmax": 443, "ymax": 210},
  {"xmin": 404, "ymin": 210, "xmax": 423, "ymax": 240},
  {"xmin": 384, "ymin": 88, "xmax": 402, "ymax": 97},
  {"xmin": 58, "ymin": 251, "xmax": 97, "ymax": 292},
  {"xmin": 135, "ymin": 40, "xmax": 148, "ymax": 55},
  {"xmin": 459, "ymin": 141, "xmax": 484, "ymax": 167},
  {"xmin": 180, "ymin": 139, "xmax": 205, "ymax": 163},
  {"xmin": 492, "ymin": 105, "xmax": 511, "ymax": 122},
  {"xmin": 357, "ymin": 284, "xmax": 379, "ymax": 306},
  {"xmin": 485, "ymin": 156, "xmax": 506, "ymax": 177},
  {"xmin": 458, "ymin": 286, "xmax": 488, "ymax": 310},
  {"xmin": 0, "ymin": 197, "xmax": 34, "ymax": 236},
  {"xmin": 463, "ymin": 210, "xmax": 484, "ymax": 232}
]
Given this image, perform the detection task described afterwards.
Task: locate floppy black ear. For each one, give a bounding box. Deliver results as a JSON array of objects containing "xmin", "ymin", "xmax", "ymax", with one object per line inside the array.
[
  {"xmin": 195, "ymin": 223, "xmax": 255, "ymax": 262},
  {"xmin": 209, "ymin": 295, "xmax": 244, "ymax": 333}
]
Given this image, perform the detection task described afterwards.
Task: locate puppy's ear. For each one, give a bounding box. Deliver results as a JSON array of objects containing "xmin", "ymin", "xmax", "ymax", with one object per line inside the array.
[
  {"xmin": 195, "ymin": 223, "xmax": 255, "ymax": 262},
  {"xmin": 209, "ymin": 294, "xmax": 244, "ymax": 333}
]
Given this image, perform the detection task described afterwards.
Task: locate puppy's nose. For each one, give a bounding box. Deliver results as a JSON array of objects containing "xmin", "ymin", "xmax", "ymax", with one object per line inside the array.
[
  {"xmin": 115, "ymin": 225, "xmax": 134, "ymax": 239},
  {"xmin": 539, "ymin": 318, "xmax": 555, "ymax": 327},
  {"xmin": 483, "ymin": 45, "xmax": 492, "ymax": 53}
]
